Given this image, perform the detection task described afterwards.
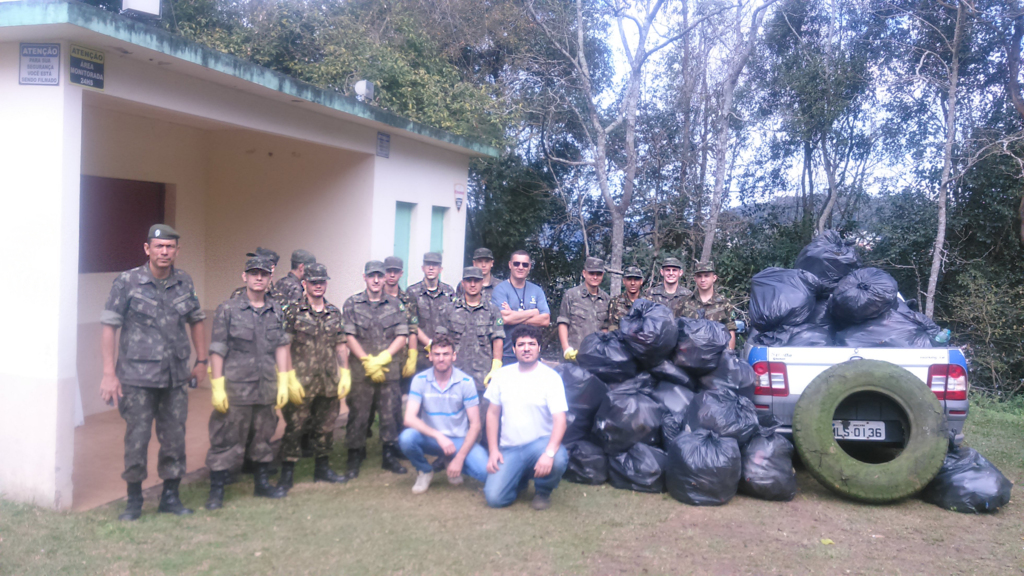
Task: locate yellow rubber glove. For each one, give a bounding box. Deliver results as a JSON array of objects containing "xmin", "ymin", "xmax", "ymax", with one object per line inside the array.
[
  {"xmin": 369, "ymin": 365, "xmax": 389, "ymax": 384},
  {"xmin": 373, "ymin": 350, "xmax": 393, "ymax": 370},
  {"xmin": 483, "ymin": 359, "xmax": 502, "ymax": 388},
  {"xmin": 563, "ymin": 348, "xmax": 578, "ymax": 362},
  {"xmin": 337, "ymin": 368, "xmax": 352, "ymax": 398},
  {"xmin": 425, "ymin": 340, "xmax": 433, "ymax": 354},
  {"xmin": 276, "ymin": 371, "xmax": 289, "ymax": 409},
  {"xmin": 402, "ymin": 349, "xmax": 418, "ymax": 378},
  {"xmin": 287, "ymin": 369, "xmax": 306, "ymax": 405},
  {"xmin": 360, "ymin": 355, "xmax": 388, "ymax": 384},
  {"xmin": 210, "ymin": 376, "xmax": 229, "ymax": 413}
]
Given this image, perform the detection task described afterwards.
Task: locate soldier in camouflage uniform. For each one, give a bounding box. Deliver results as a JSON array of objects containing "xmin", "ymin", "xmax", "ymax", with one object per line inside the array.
[
  {"xmin": 229, "ymin": 247, "xmax": 280, "ymax": 301},
  {"xmin": 605, "ymin": 265, "xmax": 645, "ymax": 330},
  {"xmin": 378, "ymin": 256, "xmax": 419, "ymax": 446},
  {"xmin": 406, "ymin": 252, "xmax": 456, "ymax": 376},
  {"xmin": 558, "ymin": 257, "xmax": 611, "ymax": 361},
  {"xmin": 100, "ymin": 224, "xmax": 208, "ymax": 521},
  {"xmin": 343, "ymin": 261, "xmax": 411, "ymax": 478},
  {"xmin": 679, "ymin": 261, "xmax": 738, "ymax": 349},
  {"xmin": 274, "ymin": 249, "xmax": 317, "ymax": 308},
  {"xmin": 644, "ymin": 257, "xmax": 693, "ymax": 314},
  {"xmin": 436, "ymin": 266, "xmax": 505, "ymax": 446},
  {"xmin": 276, "ymin": 263, "xmax": 351, "ymax": 489},
  {"xmin": 455, "ymin": 247, "xmax": 502, "ymax": 302},
  {"xmin": 204, "ymin": 257, "xmax": 292, "ymax": 510}
]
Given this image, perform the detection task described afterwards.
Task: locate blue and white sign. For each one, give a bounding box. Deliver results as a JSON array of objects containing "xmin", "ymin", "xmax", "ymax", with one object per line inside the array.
[{"xmin": 19, "ymin": 43, "xmax": 60, "ymax": 86}]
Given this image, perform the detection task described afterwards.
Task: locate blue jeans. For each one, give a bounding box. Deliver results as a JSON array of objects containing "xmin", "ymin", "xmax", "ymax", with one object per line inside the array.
[
  {"xmin": 398, "ymin": 428, "xmax": 489, "ymax": 483},
  {"xmin": 484, "ymin": 436, "xmax": 568, "ymax": 508}
]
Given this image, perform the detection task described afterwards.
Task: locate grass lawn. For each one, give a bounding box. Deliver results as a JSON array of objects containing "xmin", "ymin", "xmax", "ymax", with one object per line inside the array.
[{"xmin": 1, "ymin": 404, "xmax": 1022, "ymax": 575}]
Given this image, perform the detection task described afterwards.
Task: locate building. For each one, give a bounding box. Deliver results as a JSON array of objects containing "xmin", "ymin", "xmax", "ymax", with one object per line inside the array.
[{"xmin": 0, "ymin": 0, "xmax": 497, "ymax": 509}]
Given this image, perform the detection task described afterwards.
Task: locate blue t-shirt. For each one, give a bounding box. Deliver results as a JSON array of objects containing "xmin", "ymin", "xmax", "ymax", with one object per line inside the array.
[
  {"xmin": 491, "ymin": 280, "xmax": 550, "ymax": 360},
  {"xmin": 409, "ymin": 367, "xmax": 479, "ymax": 438}
]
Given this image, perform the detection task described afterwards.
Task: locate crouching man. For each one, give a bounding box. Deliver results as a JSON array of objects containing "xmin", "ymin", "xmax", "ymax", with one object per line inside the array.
[
  {"xmin": 399, "ymin": 335, "xmax": 489, "ymax": 493},
  {"xmin": 484, "ymin": 325, "xmax": 569, "ymax": 510}
]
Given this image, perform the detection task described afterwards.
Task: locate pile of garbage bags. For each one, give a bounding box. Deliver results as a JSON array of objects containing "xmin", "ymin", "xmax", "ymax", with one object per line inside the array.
[
  {"xmin": 920, "ymin": 444, "xmax": 1013, "ymax": 513},
  {"xmin": 749, "ymin": 231, "xmax": 943, "ymax": 348},
  {"xmin": 565, "ymin": 300, "xmax": 797, "ymax": 505}
]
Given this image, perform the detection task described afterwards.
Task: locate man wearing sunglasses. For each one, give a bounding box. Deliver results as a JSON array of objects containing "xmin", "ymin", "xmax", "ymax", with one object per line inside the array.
[
  {"xmin": 491, "ymin": 251, "xmax": 550, "ymax": 365},
  {"xmin": 557, "ymin": 257, "xmax": 610, "ymax": 362}
]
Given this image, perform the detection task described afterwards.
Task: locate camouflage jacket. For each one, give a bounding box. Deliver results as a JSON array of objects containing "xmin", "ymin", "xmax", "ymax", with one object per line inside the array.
[
  {"xmin": 436, "ymin": 298, "xmax": 505, "ymax": 386},
  {"xmin": 455, "ymin": 276, "xmax": 501, "ymax": 304},
  {"xmin": 343, "ymin": 291, "xmax": 410, "ymax": 383},
  {"xmin": 209, "ymin": 296, "xmax": 290, "ymax": 405},
  {"xmin": 678, "ymin": 290, "xmax": 738, "ymax": 331},
  {"xmin": 407, "ymin": 280, "xmax": 456, "ymax": 344},
  {"xmin": 274, "ymin": 272, "xmax": 305, "ymax": 308},
  {"xmin": 605, "ymin": 292, "xmax": 641, "ymax": 331},
  {"xmin": 386, "ymin": 287, "xmax": 419, "ymax": 362},
  {"xmin": 557, "ymin": 283, "xmax": 611, "ymax": 349},
  {"xmin": 101, "ymin": 264, "xmax": 205, "ymax": 388},
  {"xmin": 286, "ymin": 297, "xmax": 347, "ymax": 397},
  {"xmin": 644, "ymin": 284, "xmax": 693, "ymax": 316}
]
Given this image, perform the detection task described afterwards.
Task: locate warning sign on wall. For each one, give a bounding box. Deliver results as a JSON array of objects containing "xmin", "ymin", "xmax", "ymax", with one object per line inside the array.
[
  {"xmin": 70, "ymin": 45, "xmax": 104, "ymax": 90},
  {"xmin": 19, "ymin": 43, "xmax": 60, "ymax": 86}
]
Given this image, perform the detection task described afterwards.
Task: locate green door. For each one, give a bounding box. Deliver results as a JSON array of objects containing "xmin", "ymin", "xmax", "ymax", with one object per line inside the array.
[
  {"xmin": 394, "ymin": 202, "xmax": 414, "ymax": 289},
  {"xmin": 430, "ymin": 206, "xmax": 447, "ymax": 254}
]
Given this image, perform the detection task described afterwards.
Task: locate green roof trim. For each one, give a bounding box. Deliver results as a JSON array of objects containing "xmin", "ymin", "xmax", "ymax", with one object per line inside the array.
[{"xmin": 0, "ymin": 0, "xmax": 499, "ymax": 158}]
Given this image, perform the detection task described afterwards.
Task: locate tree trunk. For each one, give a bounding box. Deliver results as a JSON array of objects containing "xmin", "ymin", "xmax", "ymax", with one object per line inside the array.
[
  {"xmin": 925, "ymin": 2, "xmax": 964, "ymax": 319},
  {"xmin": 817, "ymin": 139, "xmax": 840, "ymax": 234},
  {"xmin": 609, "ymin": 209, "xmax": 624, "ymax": 296}
]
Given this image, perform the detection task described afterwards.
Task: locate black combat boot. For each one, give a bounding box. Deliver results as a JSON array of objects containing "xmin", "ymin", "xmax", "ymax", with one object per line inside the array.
[
  {"xmin": 432, "ymin": 454, "xmax": 450, "ymax": 472},
  {"xmin": 277, "ymin": 461, "xmax": 296, "ymax": 491},
  {"xmin": 313, "ymin": 456, "xmax": 348, "ymax": 483},
  {"xmin": 118, "ymin": 481, "xmax": 143, "ymax": 521},
  {"xmin": 242, "ymin": 458, "xmax": 277, "ymax": 475},
  {"xmin": 157, "ymin": 478, "xmax": 193, "ymax": 515},
  {"xmin": 205, "ymin": 470, "xmax": 227, "ymax": 511},
  {"xmin": 345, "ymin": 448, "xmax": 365, "ymax": 480},
  {"xmin": 381, "ymin": 443, "xmax": 408, "ymax": 474},
  {"xmin": 253, "ymin": 463, "xmax": 287, "ymax": 499}
]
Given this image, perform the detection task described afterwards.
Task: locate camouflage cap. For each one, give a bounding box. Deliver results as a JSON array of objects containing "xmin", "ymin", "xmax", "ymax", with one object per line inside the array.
[
  {"xmin": 304, "ymin": 262, "xmax": 330, "ymax": 281},
  {"xmin": 463, "ymin": 266, "xmax": 484, "ymax": 280},
  {"xmin": 661, "ymin": 257, "xmax": 684, "ymax": 270},
  {"xmin": 364, "ymin": 260, "xmax": 386, "ymax": 275},
  {"xmin": 384, "ymin": 256, "xmax": 404, "ymax": 271},
  {"xmin": 423, "ymin": 252, "xmax": 443, "ymax": 265},
  {"xmin": 584, "ymin": 257, "xmax": 605, "ymax": 273},
  {"xmin": 148, "ymin": 224, "xmax": 180, "ymax": 240},
  {"xmin": 246, "ymin": 247, "xmax": 280, "ymax": 265},
  {"xmin": 244, "ymin": 257, "xmax": 273, "ymax": 274},
  {"xmin": 694, "ymin": 261, "xmax": 716, "ymax": 274},
  {"xmin": 472, "ymin": 247, "xmax": 495, "ymax": 260},
  {"xmin": 291, "ymin": 249, "xmax": 316, "ymax": 265},
  {"xmin": 623, "ymin": 265, "xmax": 644, "ymax": 279}
]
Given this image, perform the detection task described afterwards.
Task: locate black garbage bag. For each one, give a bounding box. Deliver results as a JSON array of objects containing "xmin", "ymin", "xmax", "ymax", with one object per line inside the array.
[
  {"xmin": 794, "ymin": 230, "xmax": 860, "ymax": 291},
  {"xmin": 592, "ymin": 381, "xmax": 664, "ymax": 454},
  {"xmin": 612, "ymin": 372, "xmax": 657, "ymax": 395},
  {"xmin": 835, "ymin": 305, "xmax": 941, "ymax": 348},
  {"xmin": 829, "ymin": 268, "xmax": 898, "ymax": 325},
  {"xmin": 619, "ymin": 299, "xmax": 679, "ymax": 368},
  {"xmin": 748, "ymin": 268, "xmax": 821, "ymax": 332},
  {"xmin": 920, "ymin": 447, "xmax": 1013, "ymax": 513},
  {"xmin": 577, "ymin": 331, "xmax": 638, "ymax": 384},
  {"xmin": 740, "ymin": 425, "xmax": 797, "ymax": 501},
  {"xmin": 751, "ymin": 323, "xmax": 833, "ymax": 347},
  {"xmin": 674, "ymin": 317, "xmax": 730, "ymax": 376},
  {"xmin": 563, "ymin": 440, "xmax": 609, "ymax": 485},
  {"xmin": 699, "ymin": 350, "xmax": 756, "ymax": 400},
  {"xmin": 684, "ymin": 388, "xmax": 759, "ymax": 446},
  {"xmin": 652, "ymin": 382, "xmax": 696, "ymax": 444},
  {"xmin": 608, "ymin": 443, "xmax": 669, "ymax": 493},
  {"xmin": 553, "ymin": 364, "xmax": 610, "ymax": 443},
  {"xmin": 666, "ymin": 430, "xmax": 742, "ymax": 506},
  {"xmin": 649, "ymin": 359, "xmax": 696, "ymax": 390}
]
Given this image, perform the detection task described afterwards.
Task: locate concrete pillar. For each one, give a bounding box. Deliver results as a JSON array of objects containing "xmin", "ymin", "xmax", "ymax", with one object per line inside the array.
[{"xmin": 0, "ymin": 41, "xmax": 82, "ymax": 509}]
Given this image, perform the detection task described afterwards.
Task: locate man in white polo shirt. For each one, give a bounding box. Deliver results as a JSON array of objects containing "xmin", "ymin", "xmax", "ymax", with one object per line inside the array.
[
  {"xmin": 484, "ymin": 325, "xmax": 569, "ymax": 510},
  {"xmin": 399, "ymin": 335, "xmax": 489, "ymax": 494}
]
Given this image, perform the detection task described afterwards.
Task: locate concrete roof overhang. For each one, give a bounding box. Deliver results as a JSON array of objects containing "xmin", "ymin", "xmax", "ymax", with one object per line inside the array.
[{"xmin": 0, "ymin": 0, "xmax": 499, "ymax": 158}]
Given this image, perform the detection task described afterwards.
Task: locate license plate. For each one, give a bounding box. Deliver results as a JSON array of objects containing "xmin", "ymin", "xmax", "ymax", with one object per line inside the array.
[{"xmin": 832, "ymin": 420, "xmax": 886, "ymax": 441}]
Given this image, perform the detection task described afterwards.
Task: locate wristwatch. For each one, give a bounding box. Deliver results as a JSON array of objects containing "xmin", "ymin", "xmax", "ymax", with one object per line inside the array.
[{"xmin": 544, "ymin": 449, "xmax": 556, "ymax": 458}]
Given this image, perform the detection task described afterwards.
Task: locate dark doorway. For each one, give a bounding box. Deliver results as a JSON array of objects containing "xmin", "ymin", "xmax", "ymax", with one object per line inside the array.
[{"xmin": 79, "ymin": 176, "xmax": 166, "ymax": 273}]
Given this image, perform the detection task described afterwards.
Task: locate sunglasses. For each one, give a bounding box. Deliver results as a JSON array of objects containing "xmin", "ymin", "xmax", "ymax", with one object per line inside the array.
[{"xmin": 511, "ymin": 261, "xmax": 531, "ymax": 268}]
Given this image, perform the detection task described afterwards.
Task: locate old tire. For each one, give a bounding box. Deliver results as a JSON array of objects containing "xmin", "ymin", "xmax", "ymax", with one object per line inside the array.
[{"xmin": 793, "ymin": 359, "xmax": 947, "ymax": 503}]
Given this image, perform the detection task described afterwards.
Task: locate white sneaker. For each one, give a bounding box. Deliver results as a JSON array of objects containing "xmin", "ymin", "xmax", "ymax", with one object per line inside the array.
[
  {"xmin": 412, "ymin": 471, "xmax": 433, "ymax": 494},
  {"xmin": 447, "ymin": 474, "xmax": 464, "ymax": 485}
]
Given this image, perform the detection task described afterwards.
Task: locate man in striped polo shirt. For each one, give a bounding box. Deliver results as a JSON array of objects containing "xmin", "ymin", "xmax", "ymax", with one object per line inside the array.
[{"xmin": 398, "ymin": 335, "xmax": 489, "ymax": 494}]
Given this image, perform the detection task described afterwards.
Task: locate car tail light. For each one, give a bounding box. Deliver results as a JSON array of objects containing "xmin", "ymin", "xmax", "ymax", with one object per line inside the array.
[
  {"xmin": 928, "ymin": 364, "xmax": 968, "ymax": 401},
  {"xmin": 753, "ymin": 361, "xmax": 789, "ymax": 397}
]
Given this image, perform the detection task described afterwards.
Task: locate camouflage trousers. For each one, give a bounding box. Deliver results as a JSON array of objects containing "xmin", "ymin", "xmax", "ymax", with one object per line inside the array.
[
  {"xmin": 346, "ymin": 378, "xmax": 400, "ymax": 450},
  {"xmin": 205, "ymin": 404, "xmax": 277, "ymax": 472},
  {"xmin": 118, "ymin": 384, "xmax": 188, "ymax": 483},
  {"xmin": 280, "ymin": 396, "xmax": 341, "ymax": 462}
]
